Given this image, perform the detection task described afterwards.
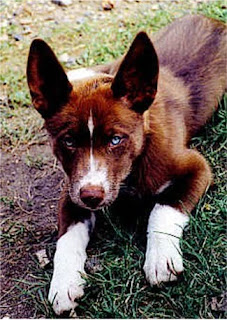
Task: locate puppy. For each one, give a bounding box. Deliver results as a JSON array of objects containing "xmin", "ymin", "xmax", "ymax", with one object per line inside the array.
[{"xmin": 27, "ymin": 14, "xmax": 226, "ymax": 315}]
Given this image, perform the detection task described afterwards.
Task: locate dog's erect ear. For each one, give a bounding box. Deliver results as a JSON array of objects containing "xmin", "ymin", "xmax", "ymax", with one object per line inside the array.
[
  {"xmin": 27, "ymin": 39, "xmax": 72, "ymax": 118},
  {"xmin": 111, "ymin": 32, "xmax": 159, "ymax": 114}
]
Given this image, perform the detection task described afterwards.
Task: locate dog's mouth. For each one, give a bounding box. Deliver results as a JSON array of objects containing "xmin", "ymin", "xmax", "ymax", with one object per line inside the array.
[
  {"xmin": 71, "ymin": 197, "xmax": 111, "ymax": 212},
  {"xmin": 78, "ymin": 202, "xmax": 106, "ymax": 211}
]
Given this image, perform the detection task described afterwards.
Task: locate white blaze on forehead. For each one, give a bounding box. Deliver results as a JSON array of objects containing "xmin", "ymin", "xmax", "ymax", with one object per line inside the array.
[
  {"xmin": 88, "ymin": 109, "xmax": 94, "ymax": 138},
  {"xmin": 88, "ymin": 109, "xmax": 95, "ymax": 171},
  {"xmin": 67, "ymin": 68, "xmax": 96, "ymax": 82},
  {"xmin": 78, "ymin": 108, "xmax": 109, "ymax": 193}
]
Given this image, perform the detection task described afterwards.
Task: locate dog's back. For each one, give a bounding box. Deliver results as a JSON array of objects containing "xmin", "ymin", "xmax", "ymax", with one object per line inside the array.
[
  {"xmin": 154, "ymin": 15, "xmax": 226, "ymax": 136},
  {"xmin": 101, "ymin": 15, "xmax": 226, "ymax": 137}
]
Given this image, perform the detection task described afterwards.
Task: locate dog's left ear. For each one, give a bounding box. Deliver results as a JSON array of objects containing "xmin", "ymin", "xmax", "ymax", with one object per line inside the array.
[
  {"xmin": 27, "ymin": 39, "xmax": 72, "ymax": 118},
  {"xmin": 111, "ymin": 32, "xmax": 159, "ymax": 114}
]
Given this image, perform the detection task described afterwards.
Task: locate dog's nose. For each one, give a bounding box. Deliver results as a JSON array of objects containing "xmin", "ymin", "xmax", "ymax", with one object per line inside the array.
[{"xmin": 80, "ymin": 186, "xmax": 104, "ymax": 209}]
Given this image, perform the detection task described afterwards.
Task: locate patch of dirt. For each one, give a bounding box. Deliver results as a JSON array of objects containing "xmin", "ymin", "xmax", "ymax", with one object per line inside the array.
[
  {"xmin": 1, "ymin": 143, "xmax": 64, "ymax": 318},
  {"xmin": 1, "ymin": 143, "xmax": 63, "ymax": 227}
]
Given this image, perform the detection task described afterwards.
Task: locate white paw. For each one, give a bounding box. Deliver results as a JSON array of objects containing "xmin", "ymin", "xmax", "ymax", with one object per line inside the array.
[
  {"xmin": 143, "ymin": 236, "xmax": 183, "ymax": 286},
  {"xmin": 144, "ymin": 204, "xmax": 189, "ymax": 286},
  {"xmin": 48, "ymin": 273, "xmax": 85, "ymax": 315},
  {"xmin": 48, "ymin": 222, "xmax": 90, "ymax": 315}
]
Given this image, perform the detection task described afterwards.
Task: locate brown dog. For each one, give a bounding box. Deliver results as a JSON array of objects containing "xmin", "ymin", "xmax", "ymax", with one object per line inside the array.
[{"xmin": 27, "ymin": 15, "xmax": 226, "ymax": 315}]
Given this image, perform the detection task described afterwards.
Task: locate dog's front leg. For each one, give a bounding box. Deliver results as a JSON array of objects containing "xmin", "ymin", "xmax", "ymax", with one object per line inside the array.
[
  {"xmin": 48, "ymin": 204, "xmax": 95, "ymax": 315},
  {"xmin": 144, "ymin": 149, "xmax": 212, "ymax": 286},
  {"xmin": 143, "ymin": 204, "xmax": 189, "ymax": 285}
]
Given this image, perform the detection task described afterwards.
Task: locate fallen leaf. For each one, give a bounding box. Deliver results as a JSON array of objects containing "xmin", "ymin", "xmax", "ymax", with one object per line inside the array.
[{"xmin": 35, "ymin": 249, "xmax": 50, "ymax": 268}]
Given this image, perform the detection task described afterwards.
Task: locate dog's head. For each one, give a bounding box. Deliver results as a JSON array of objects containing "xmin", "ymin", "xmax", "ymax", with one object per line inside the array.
[{"xmin": 27, "ymin": 32, "xmax": 159, "ymax": 210}]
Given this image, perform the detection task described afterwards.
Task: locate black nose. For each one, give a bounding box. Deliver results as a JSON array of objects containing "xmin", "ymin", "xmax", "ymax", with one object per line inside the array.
[{"xmin": 80, "ymin": 186, "xmax": 104, "ymax": 209}]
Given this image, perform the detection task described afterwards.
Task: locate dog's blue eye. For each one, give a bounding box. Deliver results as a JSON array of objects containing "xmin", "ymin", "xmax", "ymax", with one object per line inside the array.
[
  {"xmin": 110, "ymin": 136, "xmax": 122, "ymax": 146},
  {"xmin": 63, "ymin": 136, "xmax": 75, "ymax": 148}
]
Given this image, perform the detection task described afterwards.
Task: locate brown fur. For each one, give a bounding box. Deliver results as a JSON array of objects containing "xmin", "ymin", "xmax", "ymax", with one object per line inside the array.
[{"xmin": 27, "ymin": 15, "xmax": 226, "ymax": 237}]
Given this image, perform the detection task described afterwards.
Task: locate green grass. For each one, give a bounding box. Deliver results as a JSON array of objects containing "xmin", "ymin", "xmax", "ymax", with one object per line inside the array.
[
  {"xmin": 77, "ymin": 96, "xmax": 226, "ymax": 319},
  {"xmin": 1, "ymin": 0, "xmax": 226, "ymax": 318}
]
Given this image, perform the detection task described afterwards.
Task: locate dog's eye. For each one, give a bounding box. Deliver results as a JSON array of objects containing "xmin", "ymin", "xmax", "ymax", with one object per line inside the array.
[
  {"xmin": 110, "ymin": 135, "xmax": 122, "ymax": 146},
  {"xmin": 63, "ymin": 136, "xmax": 75, "ymax": 148}
]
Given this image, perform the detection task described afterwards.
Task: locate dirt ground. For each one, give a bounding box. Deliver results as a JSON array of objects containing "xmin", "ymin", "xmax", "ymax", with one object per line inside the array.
[
  {"xmin": 0, "ymin": 0, "xmax": 215, "ymax": 318},
  {"xmin": 1, "ymin": 143, "xmax": 62, "ymax": 318}
]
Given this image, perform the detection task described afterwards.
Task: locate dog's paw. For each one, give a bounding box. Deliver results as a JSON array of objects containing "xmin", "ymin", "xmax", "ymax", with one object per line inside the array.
[
  {"xmin": 48, "ymin": 273, "xmax": 85, "ymax": 315},
  {"xmin": 144, "ymin": 204, "xmax": 189, "ymax": 286},
  {"xmin": 143, "ymin": 236, "xmax": 183, "ymax": 286}
]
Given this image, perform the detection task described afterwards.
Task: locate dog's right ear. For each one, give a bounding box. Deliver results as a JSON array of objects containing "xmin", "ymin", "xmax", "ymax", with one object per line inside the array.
[{"xmin": 27, "ymin": 39, "xmax": 72, "ymax": 118}]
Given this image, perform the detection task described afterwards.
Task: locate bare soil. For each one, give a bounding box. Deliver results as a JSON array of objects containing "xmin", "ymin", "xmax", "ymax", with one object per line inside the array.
[{"xmin": 1, "ymin": 143, "xmax": 63, "ymax": 318}]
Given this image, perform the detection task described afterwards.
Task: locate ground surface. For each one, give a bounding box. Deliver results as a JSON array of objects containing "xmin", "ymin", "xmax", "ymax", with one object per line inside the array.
[{"xmin": 0, "ymin": 0, "xmax": 226, "ymax": 318}]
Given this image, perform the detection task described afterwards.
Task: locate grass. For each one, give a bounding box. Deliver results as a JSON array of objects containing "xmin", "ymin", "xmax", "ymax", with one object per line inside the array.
[
  {"xmin": 1, "ymin": 0, "xmax": 226, "ymax": 318},
  {"xmin": 80, "ymin": 94, "xmax": 227, "ymax": 319}
]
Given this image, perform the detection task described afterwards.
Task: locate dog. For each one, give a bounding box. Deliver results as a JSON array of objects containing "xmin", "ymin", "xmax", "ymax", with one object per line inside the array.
[{"xmin": 26, "ymin": 14, "xmax": 226, "ymax": 315}]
